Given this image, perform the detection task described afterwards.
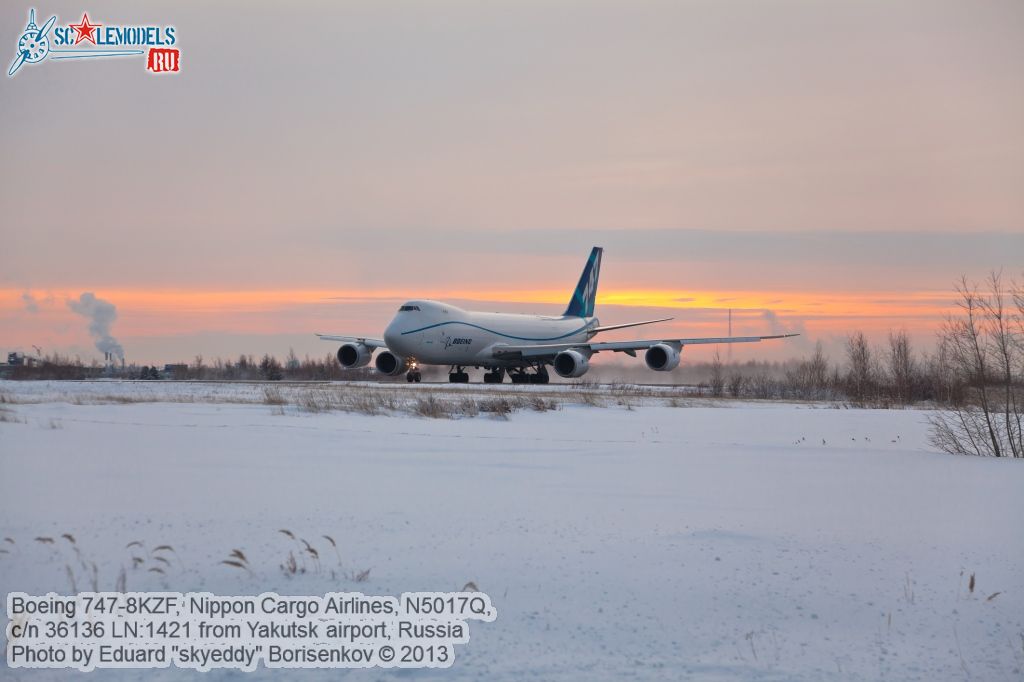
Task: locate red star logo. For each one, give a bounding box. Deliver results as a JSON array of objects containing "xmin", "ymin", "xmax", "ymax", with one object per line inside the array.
[{"xmin": 69, "ymin": 12, "xmax": 101, "ymax": 45}]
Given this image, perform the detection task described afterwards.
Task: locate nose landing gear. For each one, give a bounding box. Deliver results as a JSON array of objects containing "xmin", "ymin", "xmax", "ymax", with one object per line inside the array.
[{"xmin": 406, "ymin": 361, "xmax": 422, "ymax": 382}]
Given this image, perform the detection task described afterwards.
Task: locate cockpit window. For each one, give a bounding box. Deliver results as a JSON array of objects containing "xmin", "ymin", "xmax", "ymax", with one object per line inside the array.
[{"xmin": 399, "ymin": 305, "xmax": 421, "ymax": 312}]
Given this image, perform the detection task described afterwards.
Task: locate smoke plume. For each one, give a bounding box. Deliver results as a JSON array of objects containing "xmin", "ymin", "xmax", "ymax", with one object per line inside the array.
[
  {"xmin": 68, "ymin": 292, "xmax": 124, "ymax": 360},
  {"xmin": 761, "ymin": 309, "xmax": 809, "ymax": 349}
]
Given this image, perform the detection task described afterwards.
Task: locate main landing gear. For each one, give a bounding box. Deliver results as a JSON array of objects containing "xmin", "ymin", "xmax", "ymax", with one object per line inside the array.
[
  {"xmin": 446, "ymin": 365, "xmax": 549, "ymax": 384},
  {"xmin": 510, "ymin": 365, "xmax": 549, "ymax": 384},
  {"xmin": 483, "ymin": 368, "xmax": 506, "ymax": 384}
]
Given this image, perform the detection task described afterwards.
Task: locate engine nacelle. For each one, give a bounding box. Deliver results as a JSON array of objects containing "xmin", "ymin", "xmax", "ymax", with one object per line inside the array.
[
  {"xmin": 553, "ymin": 350, "xmax": 590, "ymax": 378},
  {"xmin": 374, "ymin": 350, "xmax": 406, "ymax": 376},
  {"xmin": 337, "ymin": 343, "xmax": 372, "ymax": 368},
  {"xmin": 645, "ymin": 343, "xmax": 681, "ymax": 371}
]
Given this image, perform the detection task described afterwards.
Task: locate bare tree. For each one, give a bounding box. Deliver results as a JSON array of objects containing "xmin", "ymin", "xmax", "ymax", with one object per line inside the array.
[
  {"xmin": 807, "ymin": 341, "xmax": 830, "ymax": 393},
  {"xmin": 886, "ymin": 330, "xmax": 915, "ymax": 404},
  {"xmin": 190, "ymin": 354, "xmax": 205, "ymax": 380},
  {"xmin": 709, "ymin": 350, "xmax": 725, "ymax": 397},
  {"xmin": 980, "ymin": 273, "xmax": 1024, "ymax": 456},
  {"xmin": 923, "ymin": 336, "xmax": 955, "ymax": 404},
  {"xmin": 727, "ymin": 372, "xmax": 746, "ymax": 398},
  {"xmin": 845, "ymin": 332, "xmax": 875, "ymax": 402},
  {"xmin": 929, "ymin": 273, "xmax": 1023, "ymax": 457},
  {"xmin": 782, "ymin": 341, "xmax": 832, "ymax": 399}
]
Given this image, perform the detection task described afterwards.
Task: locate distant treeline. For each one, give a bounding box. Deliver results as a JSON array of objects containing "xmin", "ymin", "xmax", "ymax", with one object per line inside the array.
[
  {"xmin": 678, "ymin": 330, "xmax": 958, "ymax": 407},
  {"xmin": 1, "ymin": 351, "xmax": 382, "ymax": 383}
]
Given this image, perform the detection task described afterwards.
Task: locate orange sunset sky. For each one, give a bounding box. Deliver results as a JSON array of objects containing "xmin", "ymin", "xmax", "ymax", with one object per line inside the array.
[{"xmin": 2, "ymin": 1, "xmax": 1022, "ymax": 365}]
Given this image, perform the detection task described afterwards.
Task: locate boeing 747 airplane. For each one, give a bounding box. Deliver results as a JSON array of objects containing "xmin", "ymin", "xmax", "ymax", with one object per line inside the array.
[{"xmin": 318, "ymin": 247, "xmax": 797, "ymax": 383}]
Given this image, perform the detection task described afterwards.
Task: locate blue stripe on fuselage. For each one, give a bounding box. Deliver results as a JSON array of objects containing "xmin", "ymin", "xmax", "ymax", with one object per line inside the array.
[{"xmin": 399, "ymin": 320, "xmax": 594, "ymax": 342}]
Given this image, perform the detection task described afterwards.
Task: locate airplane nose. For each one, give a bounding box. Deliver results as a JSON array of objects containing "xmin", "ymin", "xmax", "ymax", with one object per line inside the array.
[{"xmin": 383, "ymin": 317, "xmax": 401, "ymax": 351}]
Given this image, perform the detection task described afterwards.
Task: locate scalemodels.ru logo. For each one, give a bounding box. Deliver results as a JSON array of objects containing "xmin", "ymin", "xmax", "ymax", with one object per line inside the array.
[{"xmin": 8, "ymin": 7, "xmax": 179, "ymax": 77}]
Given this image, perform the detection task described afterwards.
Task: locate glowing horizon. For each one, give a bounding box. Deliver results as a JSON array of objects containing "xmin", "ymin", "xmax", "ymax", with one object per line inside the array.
[
  {"xmin": 2, "ymin": 286, "xmax": 958, "ymax": 316},
  {"xmin": 2, "ymin": 285, "xmax": 962, "ymax": 365}
]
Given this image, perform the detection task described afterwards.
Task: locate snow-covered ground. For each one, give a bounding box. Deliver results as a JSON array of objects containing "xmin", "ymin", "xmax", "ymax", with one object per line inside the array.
[{"xmin": 1, "ymin": 381, "xmax": 1022, "ymax": 681}]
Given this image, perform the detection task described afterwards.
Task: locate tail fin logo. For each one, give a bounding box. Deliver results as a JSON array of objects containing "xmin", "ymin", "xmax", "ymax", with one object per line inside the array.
[{"xmin": 564, "ymin": 247, "xmax": 603, "ymax": 318}]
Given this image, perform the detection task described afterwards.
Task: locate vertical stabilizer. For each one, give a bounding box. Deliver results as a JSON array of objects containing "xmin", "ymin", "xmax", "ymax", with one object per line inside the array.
[{"xmin": 563, "ymin": 247, "xmax": 603, "ymax": 317}]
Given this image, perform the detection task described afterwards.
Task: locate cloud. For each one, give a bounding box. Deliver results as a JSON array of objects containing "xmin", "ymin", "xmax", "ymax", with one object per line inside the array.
[
  {"xmin": 20, "ymin": 290, "xmax": 55, "ymax": 313},
  {"xmin": 21, "ymin": 291, "xmax": 39, "ymax": 313},
  {"xmin": 67, "ymin": 292, "xmax": 124, "ymax": 360}
]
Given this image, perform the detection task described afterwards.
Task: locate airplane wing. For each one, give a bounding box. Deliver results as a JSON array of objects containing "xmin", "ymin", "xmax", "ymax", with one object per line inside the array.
[
  {"xmin": 315, "ymin": 333, "xmax": 387, "ymax": 348},
  {"xmin": 590, "ymin": 317, "xmax": 673, "ymax": 333},
  {"xmin": 491, "ymin": 333, "xmax": 799, "ymax": 360}
]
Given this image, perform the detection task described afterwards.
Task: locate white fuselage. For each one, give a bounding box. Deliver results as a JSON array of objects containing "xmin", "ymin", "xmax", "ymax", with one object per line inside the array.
[{"xmin": 383, "ymin": 300, "xmax": 598, "ymax": 367}]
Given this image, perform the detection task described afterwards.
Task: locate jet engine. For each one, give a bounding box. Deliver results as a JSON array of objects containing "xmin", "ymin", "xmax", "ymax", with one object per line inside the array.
[
  {"xmin": 645, "ymin": 343, "xmax": 681, "ymax": 371},
  {"xmin": 553, "ymin": 350, "xmax": 590, "ymax": 378},
  {"xmin": 374, "ymin": 350, "xmax": 406, "ymax": 376},
  {"xmin": 337, "ymin": 343, "xmax": 372, "ymax": 368}
]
